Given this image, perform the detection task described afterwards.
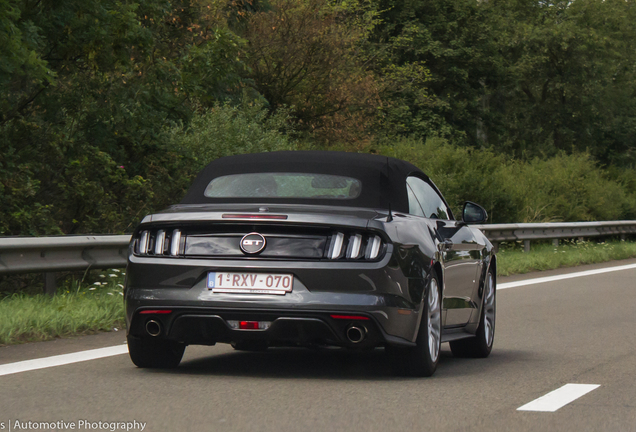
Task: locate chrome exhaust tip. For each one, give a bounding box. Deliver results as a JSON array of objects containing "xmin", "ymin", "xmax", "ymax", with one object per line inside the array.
[
  {"xmin": 146, "ymin": 320, "xmax": 162, "ymax": 337},
  {"xmin": 346, "ymin": 325, "xmax": 366, "ymax": 344}
]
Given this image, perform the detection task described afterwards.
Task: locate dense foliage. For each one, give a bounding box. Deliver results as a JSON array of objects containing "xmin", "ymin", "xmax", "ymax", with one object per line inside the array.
[
  {"xmin": 376, "ymin": 137, "xmax": 636, "ymax": 222},
  {"xmin": 1, "ymin": 0, "xmax": 635, "ymax": 235}
]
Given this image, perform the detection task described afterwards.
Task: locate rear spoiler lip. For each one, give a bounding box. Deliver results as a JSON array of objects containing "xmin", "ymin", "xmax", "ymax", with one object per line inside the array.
[{"xmin": 139, "ymin": 211, "xmax": 389, "ymax": 234}]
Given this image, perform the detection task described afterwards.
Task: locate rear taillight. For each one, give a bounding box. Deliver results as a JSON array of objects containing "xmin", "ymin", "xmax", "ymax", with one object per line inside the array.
[
  {"xmin": 328, "ymin": 232, "xmax": 345, "ymax": 259},
  {"xmin": 139, "ymin": 230, "xmax": 149, "ymax": 254},
  {"xmin": 330, "ymin": 314, "xmax": 370, "ymax": 320},
  {"xmin": 365, "ymin": 235, "xmax": 383, "ymax": 260},
  {"xmin": 170, "ymin": 229, "xmax": 181, "ymax": 256},
  {"xmin": 154, "ymin": 230, "xmax": 166, "ymax": 255},
  {"xmin": 139, "ymin": 309, "xmax": 172, "ymax": 314},
  {"xmin": 135, "ymin": 228, "xmax": 183, "ymax": 257},
  {"xmin": 326, "ymin": 232, "xmax": 386, "ymax": 261}
]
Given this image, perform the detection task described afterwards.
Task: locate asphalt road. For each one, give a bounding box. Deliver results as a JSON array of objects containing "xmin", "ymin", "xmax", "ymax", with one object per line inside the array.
[{"xmin": 1, "ymin": 259, "xmax": 635, "ymax": 432}]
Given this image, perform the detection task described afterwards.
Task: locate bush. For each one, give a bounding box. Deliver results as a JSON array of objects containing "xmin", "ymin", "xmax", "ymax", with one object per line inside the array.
[
  {"xmin": 0, "ymin": 100, "xmax": 298, "ymax": 236},
  {"xmin": 0, "ymin": 119, "xmax": 153, "ymax": 235},
  {"xmin": 501, "ymin": 154, "xmax": 635, "ymax": 222},
  {"xmin": 374, "ymin": 136, "xmax": 636, "ymax": 223},
  {"xmin": 375, "ymin": 136, "xmax": 518, "ymax": 222},
  {"xmin": 163, "ymin": 100, "xmax": 298, "ymax": 175}
]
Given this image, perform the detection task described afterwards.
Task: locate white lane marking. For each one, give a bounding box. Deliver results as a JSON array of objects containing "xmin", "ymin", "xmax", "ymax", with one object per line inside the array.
[
  {"xmin": 0, "ymin": 344, "xmax": 128, "ymax": 377},
  {"xmin": 517, "ymin": 384, "xmax": 600, "ymax": 412},
  {"xmin": 498, "ymin": 263, "xmax": 636, "ymax": 290}
]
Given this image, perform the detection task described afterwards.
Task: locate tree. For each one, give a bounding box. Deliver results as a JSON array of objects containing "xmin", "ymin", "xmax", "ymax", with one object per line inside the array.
[
  {"xmin": 368, "ymin": 0, "xmax": 504, "ymax": 142},
  {"xmin": 487, "ymin": 0, "xmax": 636, "ymax": 165},
  {"xmin": 239, "ymin": 0, "xmax": 381, "ymax": 144},
  {"xmin": 369, "ymin": 0, "xmax": 636, "ymax": 166},
  {"xmin": 0, "ymin": 0, "xmax": 248, "ymax": 235}
]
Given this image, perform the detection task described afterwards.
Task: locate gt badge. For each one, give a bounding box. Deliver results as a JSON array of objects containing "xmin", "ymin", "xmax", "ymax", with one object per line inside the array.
[{"xmin": 240, "ymin": 232, "xmax": 267, "ymax": 254}]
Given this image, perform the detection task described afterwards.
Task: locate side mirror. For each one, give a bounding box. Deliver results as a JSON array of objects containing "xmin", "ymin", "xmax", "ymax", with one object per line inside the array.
[{"xmin": 462, "ymin": 201, "xmax": 488, "ymax": 224}]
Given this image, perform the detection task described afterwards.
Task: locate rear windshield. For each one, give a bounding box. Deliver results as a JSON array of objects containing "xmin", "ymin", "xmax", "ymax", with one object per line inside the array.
[{"xmin": 204, "ymin": 173, "xmax": 362, "ymax": 199}]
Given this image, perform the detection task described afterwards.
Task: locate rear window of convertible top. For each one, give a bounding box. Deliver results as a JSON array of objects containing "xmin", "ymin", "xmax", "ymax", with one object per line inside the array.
[{"xmin": 203, "ymin": 173, "xmax": 362, "ymax": 199}]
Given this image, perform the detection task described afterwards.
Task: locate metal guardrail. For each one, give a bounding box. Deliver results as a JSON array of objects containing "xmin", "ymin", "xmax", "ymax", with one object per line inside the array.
[
  {"xmin": 0, "ymin": 220, "xmax": 634, "ymax": 294},
  {"xmin": 475, "ymin": 221, "xmax": 636, "ymax": 252},
  {"xmin": 0, "ymin": 235, "xmax": 130, "ymax": 295}
]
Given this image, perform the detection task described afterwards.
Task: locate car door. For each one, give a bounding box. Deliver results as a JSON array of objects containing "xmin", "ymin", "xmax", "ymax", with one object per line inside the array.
[{"xmin": 406, "ymin": 176, "xmax": 481, "ymax": 327}]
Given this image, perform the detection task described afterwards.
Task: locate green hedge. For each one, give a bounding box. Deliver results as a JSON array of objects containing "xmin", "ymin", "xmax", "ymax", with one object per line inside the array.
[{"xmin": 375, "ymin": 137, "xmax": 636, "ymax": 223}]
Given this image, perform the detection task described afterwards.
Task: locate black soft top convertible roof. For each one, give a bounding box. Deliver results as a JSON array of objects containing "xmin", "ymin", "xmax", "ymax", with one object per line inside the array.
[{"xmin": 181, "ymin": 151, "xmax": 426, "ymax": 213}]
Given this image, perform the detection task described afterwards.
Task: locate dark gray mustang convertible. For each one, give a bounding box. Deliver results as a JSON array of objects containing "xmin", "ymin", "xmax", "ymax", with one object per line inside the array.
[{"xmin": 125, "ymin": 151, "xmax": 496, "ymax": 376}]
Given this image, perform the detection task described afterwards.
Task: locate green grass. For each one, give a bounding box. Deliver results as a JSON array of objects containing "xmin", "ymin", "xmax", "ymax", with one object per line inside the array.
[
  {"xmin": 497, "ymin": 239, "xmax": 636, "ymax": 276},
  {"xmin": 0, "ymin": 269, "xmax": 125, "ymax": 346},
  {"xmin": 0, "ymin": 240, "xmax": 635, "ymax": 346}
]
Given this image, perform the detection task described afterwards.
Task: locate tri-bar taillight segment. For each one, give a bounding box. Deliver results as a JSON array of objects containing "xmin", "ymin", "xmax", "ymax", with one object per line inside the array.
[
  {"xmin": 326, "ymin": 232, "xmax": 384, "ymax": 260},
  {"xmin": 137, "ymin": 229, "xmax": 182, "ymax": 256}
]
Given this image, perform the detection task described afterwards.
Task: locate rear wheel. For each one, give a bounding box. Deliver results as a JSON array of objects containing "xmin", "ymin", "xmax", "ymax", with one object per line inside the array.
[
  {"xmin": 387, "ymin": 271, "xmax": 442, "ymax": 377},
  {"xmin": 450, "ymin": 268, "xmax": 496, "ymax": 358},
  {"xmin": 127, "ymin": 335, "xmax": 185, "ymax": 368}
]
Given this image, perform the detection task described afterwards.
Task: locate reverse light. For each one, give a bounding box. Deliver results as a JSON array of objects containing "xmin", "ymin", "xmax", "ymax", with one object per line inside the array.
[{"xmin": 227, "ymin": 320, "xmax": 271, "ymax": 330}]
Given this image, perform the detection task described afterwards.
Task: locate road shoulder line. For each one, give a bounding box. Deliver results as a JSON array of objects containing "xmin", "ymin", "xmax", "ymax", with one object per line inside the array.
[
  {"xmin": 0, "ymin": 344, "xmax": 128, "ymax": 377},
  {"xmin": 517, "ymin": 384, "xmax": 600, "ymax": 412},
  {"xmin": 498, "ymin": 263, "xmax": 636, "ymax": 290}
]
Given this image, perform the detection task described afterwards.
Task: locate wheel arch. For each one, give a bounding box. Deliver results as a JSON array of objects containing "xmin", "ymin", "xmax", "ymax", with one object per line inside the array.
[
  {"xmin": 410, "ymin": 260, "xmax": 444, "ymax": 343},
  {"xmin": 433, "ymin": 260, "xmax": 444, "ymax": 296},
  {"xmin": 475, "ymin": 253, "xmax": 496, "ymax": 327},
  {"xmin": 489, "ymin": 254, "xmax": 497, "ymax": 285}
]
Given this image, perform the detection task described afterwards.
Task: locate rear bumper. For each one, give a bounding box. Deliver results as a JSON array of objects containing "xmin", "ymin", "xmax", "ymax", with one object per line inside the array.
[
  {"xmin": 127, "ymin": 307, "xmax": 415, "ymax": 348},
  {"xmin": 124, "ymin": 251, "xmax": 428, "ymax": 345}
]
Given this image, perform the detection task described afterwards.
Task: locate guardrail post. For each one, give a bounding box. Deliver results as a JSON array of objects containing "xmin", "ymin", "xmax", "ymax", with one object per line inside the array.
[
  {"xmin": 44, "ymin": 272, "xmax": 56, "ymax": 296},
  {"xmin": 621, "ymin": 234, "xmax": 626, "ymax": 241},
  {"xmin": 492, "ymin": 242, "xmax": 499, "ymax": 253},
  {"xmin": 524, "ymin": 240, "xmax": 531, "ymax": 252},
  {"xmin": 552, "ymin": 239, "xmax": 559, "ymax": 247}
]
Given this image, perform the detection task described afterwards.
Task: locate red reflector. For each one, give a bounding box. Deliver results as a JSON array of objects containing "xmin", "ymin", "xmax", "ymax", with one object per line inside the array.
[
  {"xmin": 222, "ymin": 214, "xmax": 288, "ymax": 220},
  {"xmin": 239, "ymin": 321, "xmax": 260, "ymax": 330},
  {"xmin": 139, "ymin": 310, "xmax": 172, "ymax": 314},
  {"xmin": 330, "ymin": 314, "xmax": 370, "ymax": 321}
]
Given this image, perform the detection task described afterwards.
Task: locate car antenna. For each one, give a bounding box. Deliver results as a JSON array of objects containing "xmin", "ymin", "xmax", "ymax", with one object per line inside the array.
[{"xmin": 387, "ymin": 202, "xmax": 393, "ymax": 222}]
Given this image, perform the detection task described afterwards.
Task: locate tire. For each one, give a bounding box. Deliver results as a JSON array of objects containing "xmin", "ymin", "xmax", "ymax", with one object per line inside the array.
[
  {"xmin": 127, "ymin": 335, "xmax": 185, "ymax": 368},
  {"xmin": 449, "ymin": 268, "xmax": 496, "ymax": 358},
  {"xmin": 231, "ymin": 340, "xmax": 269, "ymax": 352},
  {"xmin": 387, "ymin": 270, "xmax": 442, "ymax": 377}
]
